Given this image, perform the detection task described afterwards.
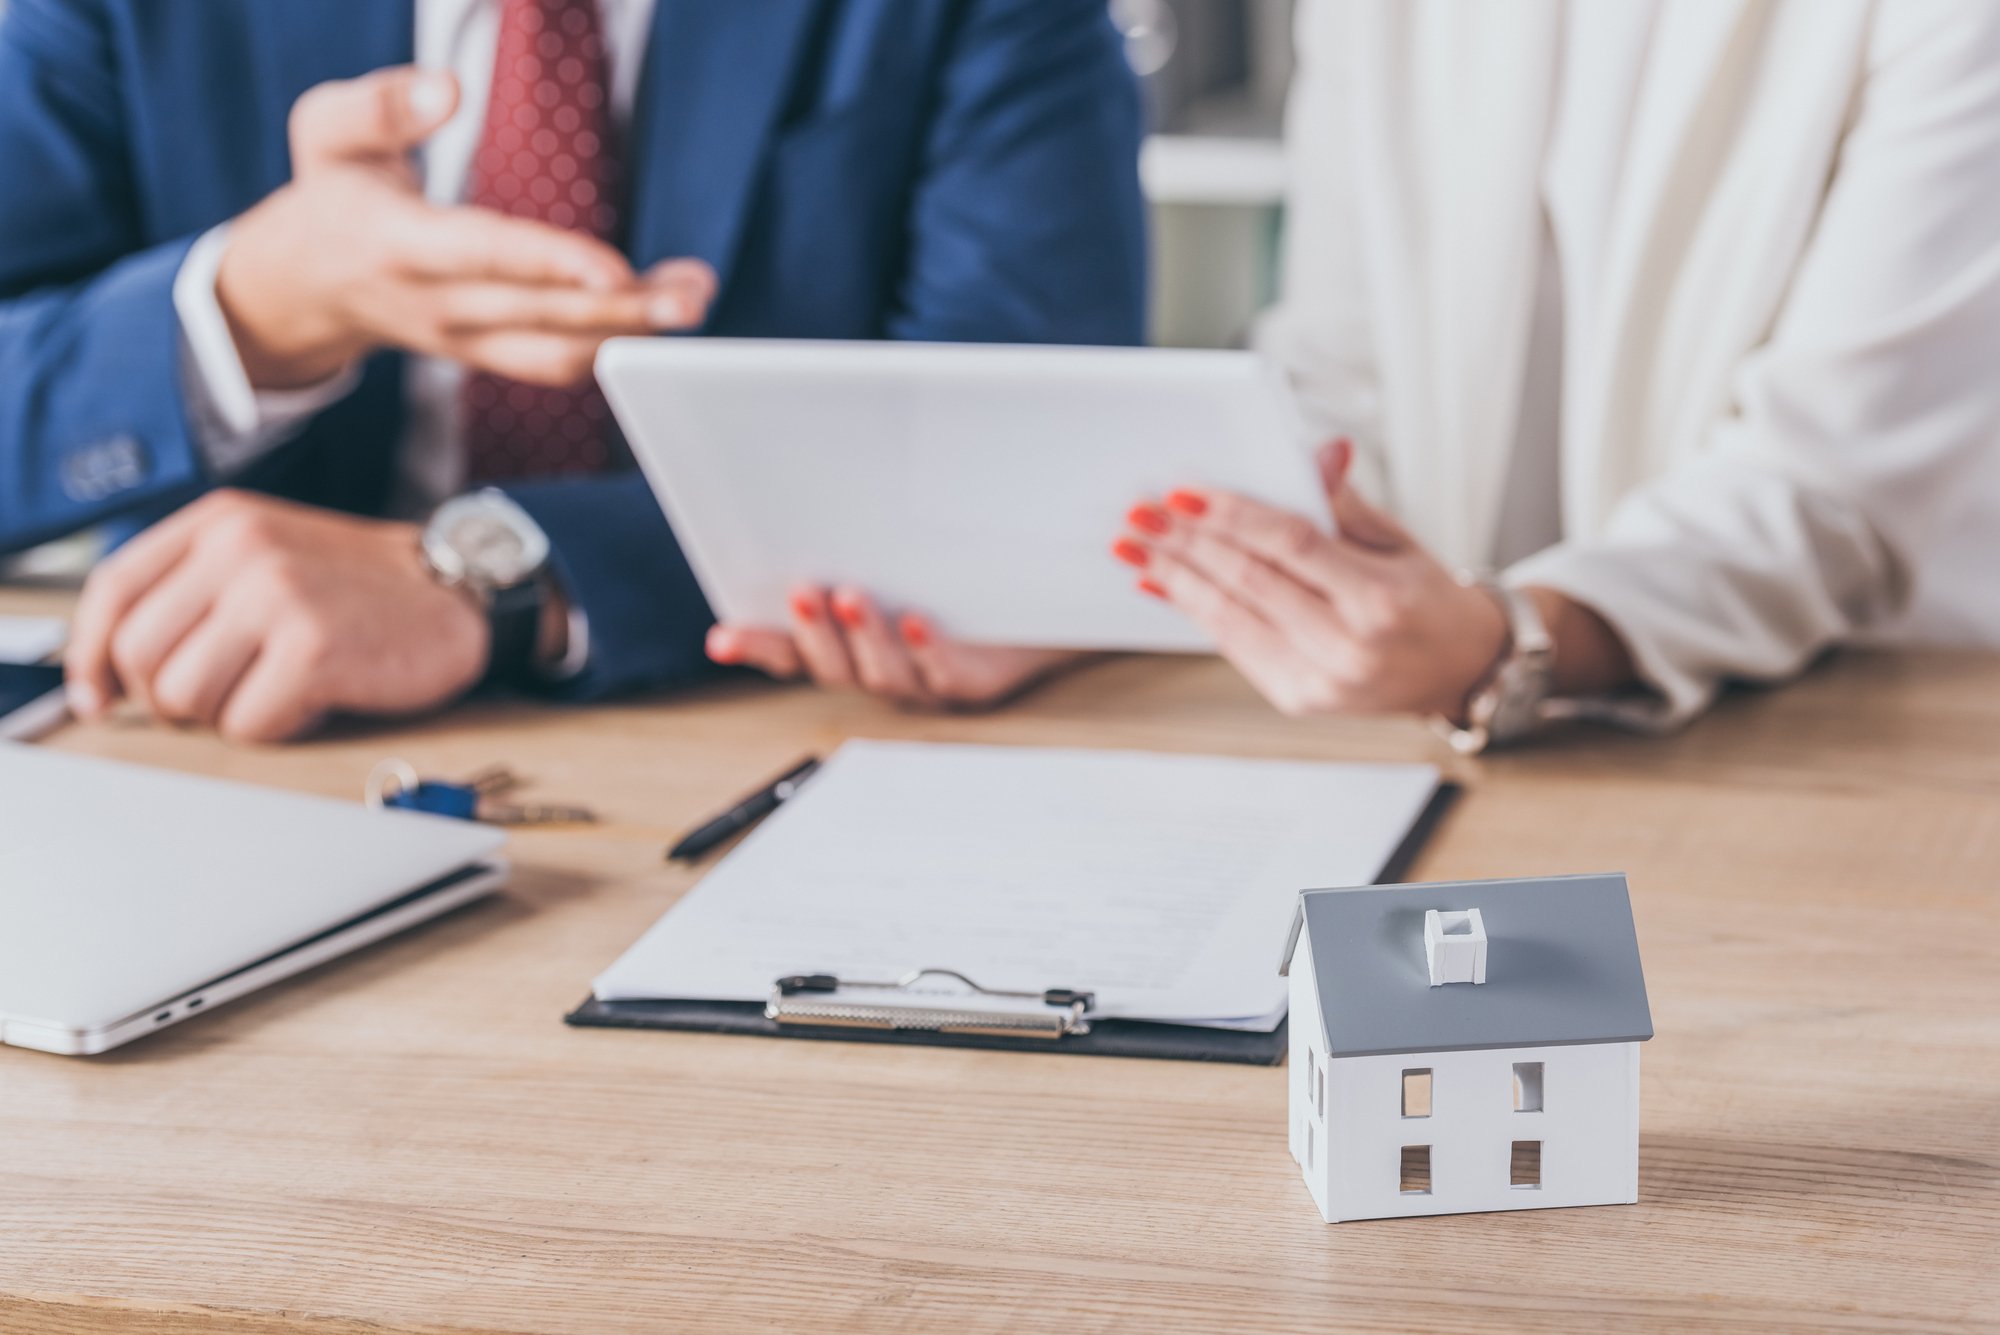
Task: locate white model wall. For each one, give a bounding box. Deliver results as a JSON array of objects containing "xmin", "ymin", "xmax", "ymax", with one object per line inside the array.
[
  {"xmin": 1322, "ymin": 1041, "xmax": 1639, "ymax": 1221},
  {"xmin": 1286, "ymin": 945, "xmax": 1330, "ymax": 1217},
  {"xmin": 1288, "ymin": 959, "xmax": 1641, "ymax": 1222}
]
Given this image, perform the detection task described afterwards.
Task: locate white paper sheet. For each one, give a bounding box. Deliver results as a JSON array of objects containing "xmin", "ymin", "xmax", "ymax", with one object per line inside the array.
[
  {"xmin": 0, "ymin": 615, "xmax": 66, "ymax": 664},
  {"xmin": 594, "ymin": 741, "xmax": 1440, "ymax": 1031}
]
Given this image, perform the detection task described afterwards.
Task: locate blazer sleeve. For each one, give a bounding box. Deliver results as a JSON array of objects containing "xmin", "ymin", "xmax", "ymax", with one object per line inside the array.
[
  {"xmin": 514, "ymin": 0, "xmax": 1149, "ymax": 701},
  {"xmin": 885, "ymin": 0, "xmax": 1148, "ymax": 346},
  {"xmin": 0, "ymin": 0, "xmax": 210, "ymax": 556},
  {"xmin": 1510, "ymin": 2, "xmax": 2000, "ymax": 727}
]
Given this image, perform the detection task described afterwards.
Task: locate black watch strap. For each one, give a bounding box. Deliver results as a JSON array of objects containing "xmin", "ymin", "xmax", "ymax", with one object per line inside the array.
[{"xmin": 482, "ymin": 579, "xmax": 547, "ymax": 688}]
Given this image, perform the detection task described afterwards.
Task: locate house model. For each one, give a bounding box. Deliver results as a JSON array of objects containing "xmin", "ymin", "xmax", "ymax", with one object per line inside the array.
[{"xmin": 1278, "ymin": 873, "xmax": 1653, "ymax": 1223}]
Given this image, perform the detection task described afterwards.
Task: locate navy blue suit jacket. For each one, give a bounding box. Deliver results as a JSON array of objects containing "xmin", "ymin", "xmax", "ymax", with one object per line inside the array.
[{"xmin": 0, "ymin": 0, "xmax": 1146, "ymax": 697}]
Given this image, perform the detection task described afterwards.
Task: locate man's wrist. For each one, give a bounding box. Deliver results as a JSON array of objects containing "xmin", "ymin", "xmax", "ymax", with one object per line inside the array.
[{"xmin": 213, "ymin": 192, "xmax": 365, "ymax": 390}]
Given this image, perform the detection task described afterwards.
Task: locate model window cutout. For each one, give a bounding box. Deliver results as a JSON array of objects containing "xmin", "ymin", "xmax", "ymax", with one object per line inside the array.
[
  {"xmin": 1511, "ymin": 1140, "xmax": 1542, "ymax": 1188},
  {"xmin": 1513, "ymin": 1061, "xmax": 1544, "ymax": 1112},
  {"xmin": 1314, "ymin": 1058, "xmax": 1324, "ymax": 1119},
  {"xmin": 1401, "ymin": 1068, "xmax": 1432, "ymax": 1118},
  {"xmin": 1399, "ymin": 1145, "xmax": 1431, "ymax": 1195},
  {"xmin": 1306, "ymin": 1122, "xmax": 1315, "ymax": 1170}
]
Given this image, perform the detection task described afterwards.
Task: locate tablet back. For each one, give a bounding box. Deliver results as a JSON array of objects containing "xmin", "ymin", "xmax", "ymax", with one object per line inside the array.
[{"xmin": 599, "ymin": 339, "xmax": 1332, "ymax": 651}]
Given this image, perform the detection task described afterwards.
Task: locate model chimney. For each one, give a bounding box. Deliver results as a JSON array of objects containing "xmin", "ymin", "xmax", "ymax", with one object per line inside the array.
[{"xmin": 1424, "ymin": 908, "xmax": 1487, "ymax": 986}]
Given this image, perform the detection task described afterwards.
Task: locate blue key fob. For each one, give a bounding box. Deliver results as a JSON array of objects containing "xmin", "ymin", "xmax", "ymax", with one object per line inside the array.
[{"xmin": 385, "ymin": 781, "xmax": 480, "ymax": 822}]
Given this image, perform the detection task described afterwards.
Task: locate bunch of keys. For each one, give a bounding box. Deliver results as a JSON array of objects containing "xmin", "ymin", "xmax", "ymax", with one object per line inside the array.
[{"xmin": 364, "ymin": 760, "xmax": 597, "ymax": 827}]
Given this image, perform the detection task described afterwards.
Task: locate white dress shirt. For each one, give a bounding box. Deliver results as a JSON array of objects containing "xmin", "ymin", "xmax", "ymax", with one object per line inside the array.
[
  {"xmin": 1491, "ymin": 3, "xmax": 1658, "ymax": 570},
  {"xmin": 1263, "ymin": 0, "xmax": 2000, "ymax": 726},
  {"xmin": 175, "ymin": 0, "xmax": 657, "ymax": 514}
]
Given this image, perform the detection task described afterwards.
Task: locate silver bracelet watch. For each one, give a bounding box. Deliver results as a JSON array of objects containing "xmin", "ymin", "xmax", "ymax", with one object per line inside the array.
[
  {"xmin": 1433, "ymin": 576, "xmax": 1556, "ymax": 756},
  {"xmin": 420, "ymin": 489, "xmax": 554, "ymax": 686}
]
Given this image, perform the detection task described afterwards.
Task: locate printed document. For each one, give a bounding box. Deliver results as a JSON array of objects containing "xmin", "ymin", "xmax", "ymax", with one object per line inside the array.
[{"xmin": 595, "ymin": 741, "xmax": 1440, "ymax": 1031}]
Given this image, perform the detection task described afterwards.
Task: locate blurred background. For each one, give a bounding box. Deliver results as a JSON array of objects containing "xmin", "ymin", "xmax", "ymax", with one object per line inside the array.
[{"xmin": 1119, "ymin": 0, "xmax": 1294, "ymax": 349}]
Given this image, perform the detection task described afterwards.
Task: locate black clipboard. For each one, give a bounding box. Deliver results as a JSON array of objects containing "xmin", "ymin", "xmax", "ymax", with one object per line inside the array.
[{"xmin": 566, "ymin": 783, "xmax": 1459, "ymax": 1066}]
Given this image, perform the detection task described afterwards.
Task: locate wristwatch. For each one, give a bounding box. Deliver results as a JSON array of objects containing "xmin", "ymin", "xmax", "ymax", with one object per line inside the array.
[
  {"xmin": 1434, "ymin": 576, "xmax": 1556, "ymax": 756},
  {"xmin": 420, "ymin": 489, "xmax": 553, "ymax": 686}
]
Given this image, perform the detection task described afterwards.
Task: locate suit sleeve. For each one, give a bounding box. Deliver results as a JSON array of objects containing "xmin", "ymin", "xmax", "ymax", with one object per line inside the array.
[
  {"xmin": 513, "ymin": 0, "xmax": 1149, "ymax": 701},
  {"xmin": 1509, "ymin": 1, "xmax": 2000, "ymax": 726},
  {"xmin": 0, "ymin": 0, "xmax": 210, "ymax": 555}
]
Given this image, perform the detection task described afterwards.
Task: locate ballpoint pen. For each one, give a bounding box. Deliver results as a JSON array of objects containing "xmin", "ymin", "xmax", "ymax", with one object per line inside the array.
[{"xmin": 666, "ymin": 755, "xmax": 822, "ymax": 862}]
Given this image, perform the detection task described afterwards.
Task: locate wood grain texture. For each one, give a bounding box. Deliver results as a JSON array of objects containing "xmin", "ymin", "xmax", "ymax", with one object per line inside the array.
[{"xmin": 2, "ymin": 587, "xmax": 1997, "ymax": 1334}]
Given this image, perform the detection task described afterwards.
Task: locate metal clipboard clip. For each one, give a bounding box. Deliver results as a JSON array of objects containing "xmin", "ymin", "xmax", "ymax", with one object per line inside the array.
[{"xmin": 766, "ymin": 968, "xmax": 1096, "ymax": 1041}]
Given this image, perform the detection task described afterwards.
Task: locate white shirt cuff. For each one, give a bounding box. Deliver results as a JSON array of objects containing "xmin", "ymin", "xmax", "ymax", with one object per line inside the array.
[
  {"xmin": 1503, "ymin": 551, "xmax": 1700, "ymax": 732},
  {"xmin": 174, "ymin": 224, "xmax": 361, "ymax": 477}
]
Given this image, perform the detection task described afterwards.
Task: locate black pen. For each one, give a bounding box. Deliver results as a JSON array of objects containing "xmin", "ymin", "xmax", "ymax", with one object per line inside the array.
[{"xmin": 667, "ymin": 755, "xmax": 822, "ymax": 863}]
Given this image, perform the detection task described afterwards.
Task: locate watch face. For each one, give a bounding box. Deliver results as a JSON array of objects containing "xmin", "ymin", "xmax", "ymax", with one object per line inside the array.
[{"xmin": 431, "ymin": 494, "xmax": 549, "ymax": 589}]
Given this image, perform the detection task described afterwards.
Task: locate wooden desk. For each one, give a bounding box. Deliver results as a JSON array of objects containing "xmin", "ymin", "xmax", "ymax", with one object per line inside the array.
[{"xmin": 4, "ymin": 585, "xmax": 1997, "ymax": 1334}]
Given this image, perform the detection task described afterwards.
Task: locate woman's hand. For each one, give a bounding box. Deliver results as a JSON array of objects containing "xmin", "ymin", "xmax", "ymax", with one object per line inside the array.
[
  {"xmin": 706, "ymin": 586, "xmax": 1081, "ymax": 711},
  {"xmin": 1114, "ymin": 439, "xmax": 1513, "ymax": 719}
]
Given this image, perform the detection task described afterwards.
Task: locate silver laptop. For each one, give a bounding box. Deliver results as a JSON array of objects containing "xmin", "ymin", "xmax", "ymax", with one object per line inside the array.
[{"xmin": 0, "ymin": 743, "xmax": 506, "ymax": 1055}]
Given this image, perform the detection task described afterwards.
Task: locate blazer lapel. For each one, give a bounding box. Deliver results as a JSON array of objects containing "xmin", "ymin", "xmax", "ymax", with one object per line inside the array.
[{"xmin": 623, "ymin": 0, "xmax": 827, "ymax": 288}]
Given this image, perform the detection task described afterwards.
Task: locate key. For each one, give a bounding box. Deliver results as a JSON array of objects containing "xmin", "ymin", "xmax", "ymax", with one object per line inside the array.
[
  {"xmin": 473, "ymin": 799, "xmax": 600, "ymax": 826},
  {"xmin": 459, "ymin": 765, "xmax": 522, "ymax": 798},
  {"xmin": 364, "ymin": 760, "xmax": 597, "ymax": 826}
]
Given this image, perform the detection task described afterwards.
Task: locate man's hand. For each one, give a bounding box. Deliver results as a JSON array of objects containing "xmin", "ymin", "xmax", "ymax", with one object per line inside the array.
[
  {"xmin": 65, "ymin": 491, "xmax": 492, "ymax": 744},
  {"xmin": 216, "ymin": 66, "xmax": 715, "ymax": 390},
  {"xmin": 707, "ymin": 586, "xmax": 1082, "ymax": 711}
]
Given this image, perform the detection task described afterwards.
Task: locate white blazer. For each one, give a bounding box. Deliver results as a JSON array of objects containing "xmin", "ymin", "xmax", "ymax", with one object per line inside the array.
[{"xmin": 1261, "ymin": 0, "xmax": 2000, "ymax": 724}]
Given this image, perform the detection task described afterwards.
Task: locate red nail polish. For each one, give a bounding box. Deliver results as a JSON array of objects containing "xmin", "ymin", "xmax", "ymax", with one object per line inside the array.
[
  {"xmin": 832, "ymin": 594, "xmax": 866, "ymax": 630},
  {"xmin": 789, "ymin": 591, "xmax": 819, "ymax": 623},
  {"xmin": 898, "ymin": 614, "xmax": 932, "ymax": 649},
  {"xmin": 1127, "ymin": 503, "xmax": 1169, "ymax": 535},
  {"xmin": 1137, "ymin": 578, "xmax": 1168, "ymax": 600},
  {"xmin": 1111, "ymin": 537, "xmax": 1151, "ymax": 568},
  {"xmin": 1165, "ymin": 489, "xmax": 1209, "ymax": 518}
]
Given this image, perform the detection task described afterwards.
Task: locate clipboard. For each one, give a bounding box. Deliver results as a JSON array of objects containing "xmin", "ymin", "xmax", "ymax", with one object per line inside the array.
[{"xmin": 564, "ymin": 782, "xmax": 1458, "ymax": 1065}]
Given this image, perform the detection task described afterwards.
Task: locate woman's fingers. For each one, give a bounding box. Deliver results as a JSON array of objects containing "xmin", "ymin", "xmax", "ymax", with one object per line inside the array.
[
  {"xmin": 1124, "ymin": 504, "xmax": 1345, "ymax": 633},
  {"xmin": 710, "ymin": 589, "xmax": 1067, "ymax": 711},
  {"xmin": 1315, "ymin": 437, "xmax": 1410, "ymax": 552},
  {"xmin": 706, "ymin": 625, "xmax": 803, "ymax": 679},
  {"xmin": 1136, "ymin": 549, "xmax": 1336, "ymax": 717},
  {"xmin": 1144, "ymin": 485, "xmax": 1384, "ymax": 602},
  {"xmin": 899, "ymin": 613, "xmax": 1074, "ymax": 707},
  {"xmin": 784, "ymin": 587, "xmax": 859, "ymax": 690},
  {"xmin": 829, "ymin": 588, "xmax": 935, "ymax": 707}
]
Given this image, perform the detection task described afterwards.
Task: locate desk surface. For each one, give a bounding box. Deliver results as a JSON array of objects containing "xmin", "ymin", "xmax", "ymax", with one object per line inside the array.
[{"xmin": 3, "ymin": 585, "xmax": 1997, "ymax": 1334}]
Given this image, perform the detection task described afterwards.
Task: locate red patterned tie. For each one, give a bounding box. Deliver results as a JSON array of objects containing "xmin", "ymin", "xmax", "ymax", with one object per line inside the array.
[{"xmin": 461, "ymin": 0, "xmax": 621, "ymax": 483}]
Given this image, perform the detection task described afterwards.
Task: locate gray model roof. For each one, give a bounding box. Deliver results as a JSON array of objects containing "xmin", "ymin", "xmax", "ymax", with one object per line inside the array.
[{"xmin": 1278, "ymin": 874, "xmax": 1652, "ymax": 1058}]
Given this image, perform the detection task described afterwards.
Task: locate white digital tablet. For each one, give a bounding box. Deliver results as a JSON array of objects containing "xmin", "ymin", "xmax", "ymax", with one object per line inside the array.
[{"xmin": 597, "ymin": 339, "xmax": 1331, "ymax": 651}]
